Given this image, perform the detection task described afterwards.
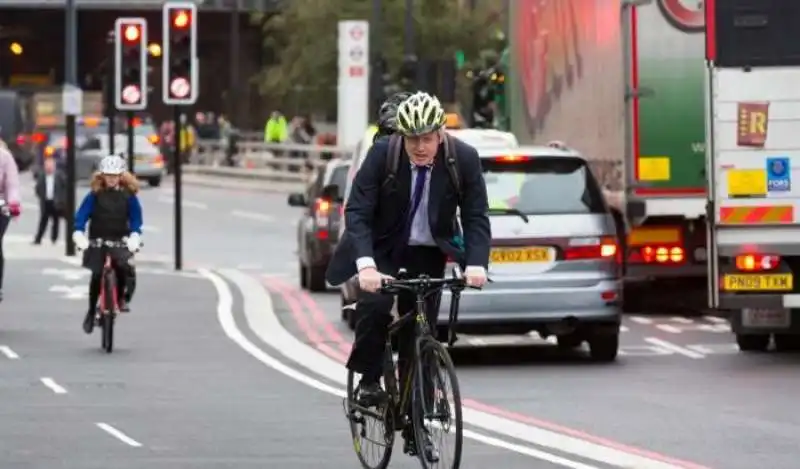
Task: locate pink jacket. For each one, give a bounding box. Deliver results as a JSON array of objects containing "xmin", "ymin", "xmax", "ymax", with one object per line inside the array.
[{"xmin": 0, "ymin": 146, "xmax": 20, "ymax": 204}]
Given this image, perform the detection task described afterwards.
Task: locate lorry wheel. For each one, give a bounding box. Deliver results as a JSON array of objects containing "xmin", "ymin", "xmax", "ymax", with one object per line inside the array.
[
  {"xmin": 588, "ymin": 333, "xmax": 619, "ymax": 362},
  {"xmin": 307, "ymin": 265, "xmax": 327, "ymax": 292},
  {"xmin": 736, "ymin": 333, "xmax": 770, "ymax": 352},
  {"xmin": 773, "ymin": 334, "xmax": 800, "ymax": 352}
]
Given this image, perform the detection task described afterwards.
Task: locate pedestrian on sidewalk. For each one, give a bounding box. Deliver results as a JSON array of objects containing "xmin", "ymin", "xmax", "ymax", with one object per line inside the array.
[{"xmin": 33, "ymin": 157, "xmax": 66, "ymax": 245}]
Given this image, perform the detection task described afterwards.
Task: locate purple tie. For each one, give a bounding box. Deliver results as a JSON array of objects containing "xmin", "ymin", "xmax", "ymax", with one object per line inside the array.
[{"xmin": 407, "ymin": 165, "xmax": 429, "ymax": 228}]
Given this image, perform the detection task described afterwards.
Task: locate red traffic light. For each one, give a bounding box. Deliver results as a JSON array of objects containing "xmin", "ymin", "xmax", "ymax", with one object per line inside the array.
[
  {"xmin": 122, "ymin": 24, "xmax": 141, "ymax": 42},
  {"xmin": 172, "ymin": 10, "xmax": 191, "ymax": 29}
]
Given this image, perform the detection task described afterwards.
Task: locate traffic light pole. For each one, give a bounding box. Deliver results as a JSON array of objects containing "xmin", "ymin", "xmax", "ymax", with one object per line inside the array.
[
  {"xmin": 173, "ymin": 105, "xmax": 183, "ymax": 271},
  {"xmin": 64, "ymin": 0, "xmax": 78, "ymax": 257},
  {"xmin": 126, "ymin": 111, "xmax": 135, "ymax": 172},
  {"xmin": 106, "ymin": 30, "xmax": 116, "ymax": 155}
]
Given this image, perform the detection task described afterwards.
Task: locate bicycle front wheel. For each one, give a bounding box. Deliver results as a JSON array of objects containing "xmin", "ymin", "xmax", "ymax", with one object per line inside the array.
[
  {"xmin": 411, "ymin": 336, "xmax": 463, "ymax": 469},
  {"xmin": 345, "ymin": 370, "xmax": 393, "ymax": 469},
  {"xmin": 101, "ymin": 270, "xmax": 116, "ymax": 353}
]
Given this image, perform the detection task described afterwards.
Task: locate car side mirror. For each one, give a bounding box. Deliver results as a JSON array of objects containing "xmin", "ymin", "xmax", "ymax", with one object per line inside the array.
[
  {"xmin": 321, "ymin": 184, "xmax": 342, "ymax": 202},
  {"xmin": 287, "ymin": 192, "xmax": 307, "ymax": 207}
]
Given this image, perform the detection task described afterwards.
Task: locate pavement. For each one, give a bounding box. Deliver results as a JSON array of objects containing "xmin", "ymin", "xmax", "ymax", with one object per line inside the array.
[{"xmin": 5, "ymin": 175, "xmax": 800, "ymax": 468}]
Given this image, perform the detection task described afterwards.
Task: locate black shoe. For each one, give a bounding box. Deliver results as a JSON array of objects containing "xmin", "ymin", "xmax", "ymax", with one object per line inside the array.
[
  {"xmin": 32, "ymin": 240, "xmax": 41, "ymax": 245},
  {"xmin": 120, "ymin": 302, "xmax": 130, "ymax": 313},
  {"xmin": 403, "ymin": 428, "xmax": 440, "ymax": 463},
  {"xmin": 357, "ymin": 382, "xmax": 383, "ymax": 407},
  {"xmin": 82, "ymin": 310, "xmax": 95, "ymax": 334}
]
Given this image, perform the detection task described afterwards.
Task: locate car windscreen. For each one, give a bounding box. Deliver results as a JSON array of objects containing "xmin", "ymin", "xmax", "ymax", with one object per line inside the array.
[
  {"xmin": 482, "ymin": 156, "xmax": 606, "ymax": 215},
  {"xmin": 330, "ymin": 165, "xmax": 350, "ymax": 200}
]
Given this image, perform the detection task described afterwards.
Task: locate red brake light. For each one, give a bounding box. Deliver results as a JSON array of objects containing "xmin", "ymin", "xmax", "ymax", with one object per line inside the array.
[
  {"xmin": 494, "ymin": 155, "xmax": 531, "ymax": 163},
  {"xmin": 736, "ymin": 254, "xmax": 780, "ymax": 271},
  {"xmin": 565, "ymin": 237, "xmax": 618, "ymax": 260},
  {"xmin": 636, "ymin": 245, "xmax": 685, "ymax": 264},
  {"xmin": 15, "ymin": 134, "xmax": 26, "ymax": 145},
  {"xmin": 32, "ymin": 133, "xmax": 46, "ymax": 144}
]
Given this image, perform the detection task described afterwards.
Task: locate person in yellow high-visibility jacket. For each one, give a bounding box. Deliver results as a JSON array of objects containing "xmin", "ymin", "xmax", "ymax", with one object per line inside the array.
[{"xmin": 264, "ymin": 111, "xmax": 288, "ymax": 143}]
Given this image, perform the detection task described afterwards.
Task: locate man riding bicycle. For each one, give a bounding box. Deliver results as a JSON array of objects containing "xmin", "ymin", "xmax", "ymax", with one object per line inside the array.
[
  {"xmin": 326, "ymin": 91, "xmax": 491, "ymax": 459},
  {"xmin": 72, "ymin": 155, "xmax": 143, "ymax": 334}
]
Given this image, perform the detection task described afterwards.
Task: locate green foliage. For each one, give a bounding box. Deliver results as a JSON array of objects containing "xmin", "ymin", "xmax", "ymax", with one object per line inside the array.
[{"xmin": 251, "ymin": 0, "xmax": 501, "ymax": 116}]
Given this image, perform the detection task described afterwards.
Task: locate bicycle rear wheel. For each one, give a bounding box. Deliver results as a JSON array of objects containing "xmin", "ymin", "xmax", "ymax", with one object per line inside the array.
[
  {"xmin": 101, "ymin": 270, "xmax": 116, "ymax": 353},
  {"xmin": 345, "ymin": 369, "xmax": 393, "ymax": 469},
  {"xmin": 411, "ymin": 336, "xmax": 463, "ymax": 469}
]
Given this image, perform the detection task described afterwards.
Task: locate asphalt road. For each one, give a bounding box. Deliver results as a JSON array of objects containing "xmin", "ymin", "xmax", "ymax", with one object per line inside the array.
[{"xmin": 6, "ymin": 176, "xmax": 800, "ymax": 468}]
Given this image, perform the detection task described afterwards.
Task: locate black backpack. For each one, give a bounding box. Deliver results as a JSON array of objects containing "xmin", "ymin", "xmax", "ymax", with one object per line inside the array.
[{"xmin": 384, "ymin": 134, "xmax": 463, "ymax": 202}]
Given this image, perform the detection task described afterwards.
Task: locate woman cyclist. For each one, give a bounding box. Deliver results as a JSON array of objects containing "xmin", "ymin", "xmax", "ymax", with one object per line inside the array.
[
  {"xmin": 72, "ymin": 155, "xmax": 143, "ymax": 334},
  {"xmin": 0, "ymin": 138, "xmax": 21, "ymax": 302}
]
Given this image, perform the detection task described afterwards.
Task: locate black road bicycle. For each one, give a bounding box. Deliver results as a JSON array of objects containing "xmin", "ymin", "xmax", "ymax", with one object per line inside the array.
[{"xmin": 344, "ymin": 266, "xmax": 475, "ymax": 469}]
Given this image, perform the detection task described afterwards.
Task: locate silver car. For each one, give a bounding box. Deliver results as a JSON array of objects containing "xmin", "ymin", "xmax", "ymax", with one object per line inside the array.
[
  {"xmin": 441, "ymin": 145, "xmax": 622, "ymax": 361},
  {"xmin": 78, "ymin": 134, "xmax": 166, "ymax": 187}
]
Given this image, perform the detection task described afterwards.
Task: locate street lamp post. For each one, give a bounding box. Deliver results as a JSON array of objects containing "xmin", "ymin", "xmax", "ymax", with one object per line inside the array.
[{"xmin": 64, "ymin": 0, "xmax": 78, "ymax": 257}]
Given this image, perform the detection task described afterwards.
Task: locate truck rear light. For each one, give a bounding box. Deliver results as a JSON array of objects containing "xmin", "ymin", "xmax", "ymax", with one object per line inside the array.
[
  {"xmin": 735, "ymin": 254, "xmax": 780, "ymax": 271},
  {"xmin": 314, "ymin": 198, "xmax": 331, "ymax": 226},
  {"xmin": 15, "ymin": 134, "xmax": 26, "ymax": 146},
  {"xmin": 565, "ymin": 236, "xmax": 618, "ymax": 260},
  {"xmin": 315, "ymin": 229, "xmax": 329, "ymax": 240}
]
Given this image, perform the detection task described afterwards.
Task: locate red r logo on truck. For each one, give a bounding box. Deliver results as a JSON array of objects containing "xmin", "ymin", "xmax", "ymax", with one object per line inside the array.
[{"xmin": 658, "ymin": 0, "xmax": 705, "ymax": 32}]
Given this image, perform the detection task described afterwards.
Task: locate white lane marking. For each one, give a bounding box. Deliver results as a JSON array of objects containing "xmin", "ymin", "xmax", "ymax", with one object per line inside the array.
[
  {"xmin": 0, "ymin": 346, "xmax": 19, "ymax": 359},
  {"xmin": 703, "ymin": 315, "xmax": 727, "ymax": 324},
  {"xmin": 95, "ymin": 423, "xmax": 143, "ymax": 447},
  {"xmin": 231, "ymin": 210, "xmax": 274, "ymax": 222},
  {"xmin": 213, "ymin": 268, "xmax": 698, "ymax": 469},
  {"xmin": 628, "ymin": 316, "xmax": 653, "ymax": 325},
  {"xmin": 655, "ymin": 324, "xmax": 683, "ymax": 334},
  {"xmin": 644, "ymin": 337, "xmax": 705, "ymax": 359},
  {"xmin": 157, "ymin": 196, "xmax": 207, "ymax": 209},
  {"xmin": 40, "ymin": 377, "xmax": 67, "ymax": 394},
  {"xmin": 619, "ymin": 325, "xmax": 630, "ymax": 333},
  {"xmin": 142, "ymin": 224, "xmax": 160, "ymax": 233},
  {"xmin": 669, "ymin": 316, "xmax": 694, "ymax": 324},
  {"xmin": 203, "ymin": 269, "xmax": 599, "ymax": 469}
]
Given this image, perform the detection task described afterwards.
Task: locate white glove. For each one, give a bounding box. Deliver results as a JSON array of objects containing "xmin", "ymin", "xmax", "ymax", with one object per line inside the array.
[
  {"xmin": 126, "ymin": 233, "xmax": 141, "ymax": 253},
  {"xmin": 72, "ymin": 231, "xmax": 89, "ymax": 251},
  {"xmin": 357, "ymin": 267, "xmax": 393, "ymax": 293}
]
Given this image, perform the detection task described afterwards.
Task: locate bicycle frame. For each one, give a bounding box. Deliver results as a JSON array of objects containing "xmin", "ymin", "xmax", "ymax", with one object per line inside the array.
[{"xmin": 97, "ymin": 253, "xmax": 118, "ymax": 315}]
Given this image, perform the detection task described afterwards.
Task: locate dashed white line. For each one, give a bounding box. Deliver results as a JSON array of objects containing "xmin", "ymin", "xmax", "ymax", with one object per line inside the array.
[
  {"xmin": 629, "ymin": 316, "xmax": 653, "ymax": 325},
  {"xmin": 669, "ymin": 316, "xmax": 694, "ymax": 324},
  {"xmin": 96, "ymin": 423, "xmax": 143, "ymax": 447},
  {"xmin": 0, "ymin": 345, "xmax": 19, "ymax": 359},
  {"xmin": 157, "ymin": 196, "xmax": 207, "ymax": 209},
  {"xmin": 655, "ymin": 324, "xmax": 683, "ymax": 334},
  {"xmin": 231, "ymin": 210, "xmax": 274, "ymax": 222},
  {"xmin": 40, "ymin": 377, "xmax": 67, "ymax": 394},
  {"xmin": 645, "ymin": 337, "xmax": 705, "ymax": 359}
]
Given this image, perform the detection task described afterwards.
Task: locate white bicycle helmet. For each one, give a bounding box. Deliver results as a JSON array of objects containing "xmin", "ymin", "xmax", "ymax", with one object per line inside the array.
[
  {"xmin": 98, "ymin": 154, "xmax": 126, "ymax": 175},
  {"xmin": 395, "ymin": 91, "xmax": 446, "ymax": 136}
]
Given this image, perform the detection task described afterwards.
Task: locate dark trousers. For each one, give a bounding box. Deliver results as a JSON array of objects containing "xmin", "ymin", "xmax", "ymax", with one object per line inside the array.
[
  {"xmin": 346, "ymin": 246, "xmax": 446, "ymax": 385},
  {"xmin": 34, "ymin": 200, "xmax": 61, "ymax": 243}
]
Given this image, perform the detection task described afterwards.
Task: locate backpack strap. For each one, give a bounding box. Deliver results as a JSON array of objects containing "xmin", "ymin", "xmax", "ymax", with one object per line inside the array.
[
  {"xmin": 383, "ymin": 134, "xmax": 403, "ymax": 187},
  {"xmin": 443, "ymin": 135, "xmax": 462, "ymax": 203}
]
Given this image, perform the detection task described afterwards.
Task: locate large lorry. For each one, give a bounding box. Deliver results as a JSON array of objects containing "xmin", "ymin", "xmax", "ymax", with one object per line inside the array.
[
  {"xmin": 505, "ymin": 0, "xmax": 708, "ymax": 309},
  {"xmin": 706, "ymin": 0, "xmax": 800, "ymax": 352}
]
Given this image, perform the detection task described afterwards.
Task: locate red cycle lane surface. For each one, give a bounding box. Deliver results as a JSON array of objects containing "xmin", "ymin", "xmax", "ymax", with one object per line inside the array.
[{"xmin": 262, "ymin": 276, "xmax": 724, "ymax": 469}]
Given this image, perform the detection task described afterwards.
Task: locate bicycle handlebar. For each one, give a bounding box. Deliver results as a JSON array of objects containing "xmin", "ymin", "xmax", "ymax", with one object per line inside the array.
[{"xmin": 379, "ymin": 265, "xmax": 479, "ymax": 295}]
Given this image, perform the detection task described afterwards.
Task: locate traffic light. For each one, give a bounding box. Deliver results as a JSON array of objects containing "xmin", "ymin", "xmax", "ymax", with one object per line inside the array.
[
  {"xmin": 162, "ymin": 2, "xmax": 198, "ymax": 105},
  {"xmin": 114, "ymin": 17, "xmax": 148, "ymax": 111}
]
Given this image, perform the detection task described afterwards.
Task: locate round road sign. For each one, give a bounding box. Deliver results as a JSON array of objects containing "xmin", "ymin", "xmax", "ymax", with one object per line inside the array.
[
  {"xmin": 349, "ymin": 46, "xmax": 364, "ymax": 61},
  {"xmin": 121, "ymin": 85, "xmax": 141, "ymax": 104},
  {"xmin": 170, "ymin": 77, "xmax": 191, "ymax": 99},
  {"xmin": 349, "ymin": 26, "xmax": 364, "ymax": 40}
]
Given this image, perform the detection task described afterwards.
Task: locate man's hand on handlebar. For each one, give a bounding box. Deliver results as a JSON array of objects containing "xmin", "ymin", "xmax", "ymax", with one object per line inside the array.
[{"xmin": 358, "ymin": 267, "xmax": 394, "ymax": 293}]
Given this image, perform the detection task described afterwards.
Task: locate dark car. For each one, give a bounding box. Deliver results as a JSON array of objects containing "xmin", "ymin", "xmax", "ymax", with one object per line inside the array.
[
  {"xmin": 0, "ymin": 90, "xmax": 35, "ymax": 171},
  {"xmin": 288, "ymin": 158, "xmax": 350, "ymax": 291}
]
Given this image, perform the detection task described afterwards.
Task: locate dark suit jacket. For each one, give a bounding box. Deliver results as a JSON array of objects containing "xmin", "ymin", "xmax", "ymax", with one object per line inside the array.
[
  {"xmin": 35, "ymin": 170, "xmax": 67, "ymax": 212},
  {"xmin": 325, "ymin": 136, "xmax": 491, "ymax": 286}
]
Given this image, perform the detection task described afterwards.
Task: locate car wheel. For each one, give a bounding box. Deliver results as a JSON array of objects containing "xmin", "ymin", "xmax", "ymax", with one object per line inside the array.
[
  {"xmin": 556, "ymin": 333, "xmax": 583, "ymax": 350},
  {"xmin": 307, "ymin": 264, "xmax": 327, "ymax": 292},
  {"xmin": 736, "ymin": 333, "xmax": 770, "ymax": 352},
  {"xmin": 148, "ymin": 176, "xmax": 162, "ymax": 187},
  {"xmin": 299, "ymin": 264, "xmax": 308, "ymax": 289},
  {"xmin": 773, "ymin": 334, "xmax": 800, "ymax": 352},
  {"xmin": 588, "ymin": 333, "xmax": 619, "ymax": 362}
]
